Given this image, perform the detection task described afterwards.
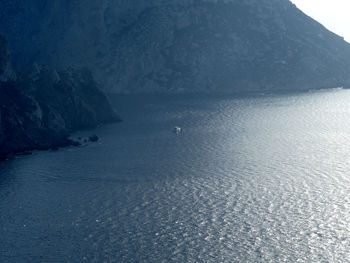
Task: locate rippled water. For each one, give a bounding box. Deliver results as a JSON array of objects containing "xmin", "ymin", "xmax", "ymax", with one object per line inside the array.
[{"xmin": 2, "ymin": 89, "xmax": 350, "ymax": 262}]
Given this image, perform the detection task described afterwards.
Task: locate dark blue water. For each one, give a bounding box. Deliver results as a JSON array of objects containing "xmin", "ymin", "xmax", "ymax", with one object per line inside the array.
[{"xmin": 2, "ymin": 89, "xmax": 350, "ymax": 262}]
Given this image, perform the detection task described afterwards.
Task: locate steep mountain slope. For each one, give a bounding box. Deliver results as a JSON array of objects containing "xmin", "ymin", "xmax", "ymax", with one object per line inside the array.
[
  {"xmin": 0, "ymin": 35, "xmax": 120, "ymax": 159},
  {"xmin": 0, "ymin": 35, "xmax": 16, "ymax": 82},
  {"xmin": 1, "ymin": 0, "xmax": 350, "ymax": 93}
]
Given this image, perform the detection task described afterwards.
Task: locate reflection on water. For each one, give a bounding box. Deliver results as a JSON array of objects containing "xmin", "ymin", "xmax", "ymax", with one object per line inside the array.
[{"xmin": 1, "ymin": 89, "xmax": 350, "ymax": 262}]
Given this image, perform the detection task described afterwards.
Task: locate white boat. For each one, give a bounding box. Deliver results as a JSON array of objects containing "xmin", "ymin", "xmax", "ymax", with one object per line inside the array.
[{"xmin": 173, "ymin": 126, "xmax": 182, "ymax": 133}]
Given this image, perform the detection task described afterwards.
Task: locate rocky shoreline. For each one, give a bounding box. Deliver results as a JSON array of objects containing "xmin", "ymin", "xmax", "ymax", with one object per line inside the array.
[{"xmin": 0, "ymin": 35, "xmax": 121, "ymax": 160}]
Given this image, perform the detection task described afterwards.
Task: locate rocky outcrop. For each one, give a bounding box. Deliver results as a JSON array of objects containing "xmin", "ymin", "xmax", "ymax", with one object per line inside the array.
[
  {"xmin": 0, "ymin": 35, "xmax": 120, "ymax": 160},
  {"xmin": 23, "ymin": 64, "xmax": 120, "ymax": 131},
  {"xmin": 0, "ymin": 81, "xmax": 72, "ymax": 159},
  {"xmin": 1, "ymin": 0, "xmax": 350, "ymax": 93}
]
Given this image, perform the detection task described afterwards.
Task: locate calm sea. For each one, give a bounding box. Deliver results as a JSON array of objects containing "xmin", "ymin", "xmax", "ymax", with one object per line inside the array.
[{"xmin": 1, "ymin": 89, "xmax": 350, "ymax": 262}]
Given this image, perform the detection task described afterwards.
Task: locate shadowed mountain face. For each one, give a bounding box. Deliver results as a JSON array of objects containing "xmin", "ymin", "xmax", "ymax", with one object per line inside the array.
[
  {"xmin": 0, "ymin": 35, "xmax": 16, "ymax": 82},
  {"xmin": 1, "ymin": 0, "xmax": 350, "ymax": 93},
  {"xmin": 0, "ymin": 35, "xmax": 120, "ymax": 159}
]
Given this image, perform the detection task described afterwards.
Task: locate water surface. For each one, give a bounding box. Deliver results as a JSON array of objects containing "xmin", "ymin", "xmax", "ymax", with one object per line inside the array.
[{"xmin": 1, "ymin": 89, "xmax": 350, "ymax": 262}]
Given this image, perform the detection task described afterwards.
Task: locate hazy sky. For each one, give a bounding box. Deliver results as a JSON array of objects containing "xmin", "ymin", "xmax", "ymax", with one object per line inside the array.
[{"xmin": 290, "ymin": 0, "xmax": 350, "ymax": 42}]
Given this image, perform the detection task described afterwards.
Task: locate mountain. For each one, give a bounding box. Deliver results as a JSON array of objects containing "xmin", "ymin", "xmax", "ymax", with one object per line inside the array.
[
  {"xmin": 0, "ymin": 35, "xmax": 120, "ymax": 159},
  {"xmin": 0, "ymin": 35, "xmax": 16, "ymax": 82},
  {"xmin": 1, "ymin": 0, "xmax": 350, "ymax": 93}
]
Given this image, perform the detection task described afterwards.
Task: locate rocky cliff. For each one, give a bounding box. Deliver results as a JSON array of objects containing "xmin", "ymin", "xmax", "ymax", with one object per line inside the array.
[
  {"xmin": 0, "ymin": 35, "xmax": 120, "ymax": 159},
  {"xmin": 1, "ymin": 0, "xmax": 350, "ymax": 93}
]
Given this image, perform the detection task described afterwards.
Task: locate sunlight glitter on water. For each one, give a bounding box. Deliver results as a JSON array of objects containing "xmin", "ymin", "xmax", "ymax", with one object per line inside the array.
[{"xmin": 1, "ymin": 89, "xmax": 350, "ymax": 262}]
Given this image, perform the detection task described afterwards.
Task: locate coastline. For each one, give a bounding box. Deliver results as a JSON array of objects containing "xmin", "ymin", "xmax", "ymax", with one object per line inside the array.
[{"xmin": 0, "ymin": 34, "xmax": 121, "ymax": 161}]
